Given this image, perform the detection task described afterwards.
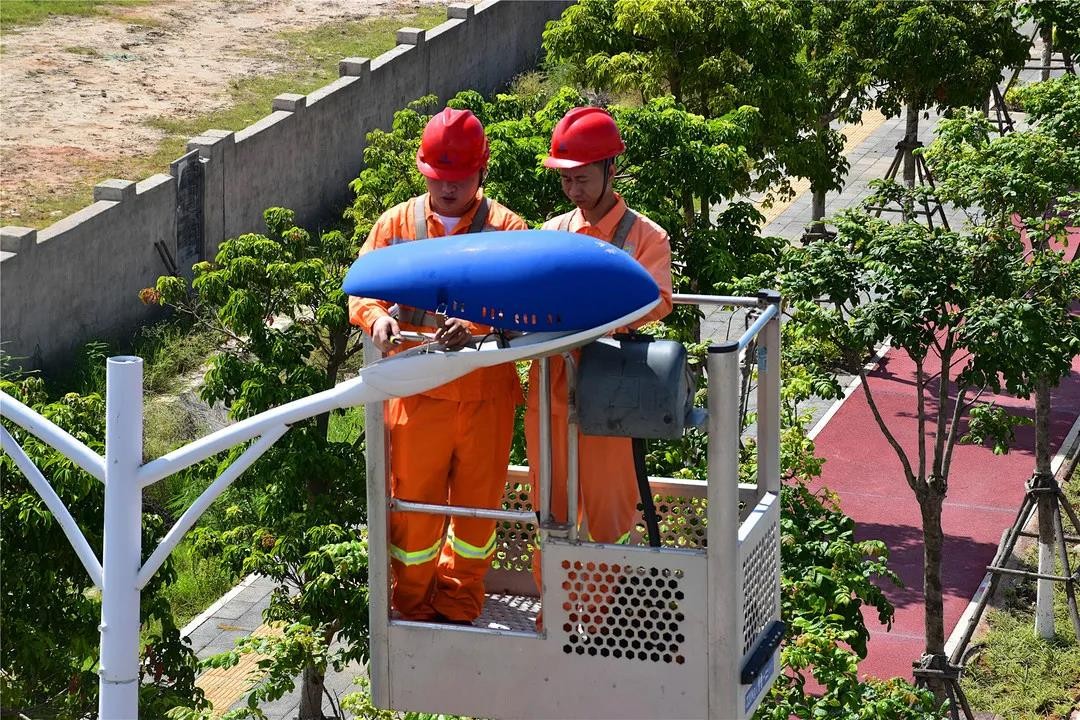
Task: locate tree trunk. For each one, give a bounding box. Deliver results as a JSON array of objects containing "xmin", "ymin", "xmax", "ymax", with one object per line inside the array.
[
  {"xmin": 316, "ymin": 326, "xmax": 348, "ymax": 441},
  {"xmin": 1035, "ymin": 377, "xmax": 1056, "ymax": 638},
  {"xmin": 688, "ymin": 275, "xmax": 702, "ymax": 345},
  {"xmin": 669, "ymin": 69, "xmax": 683, "ymax": 106},
  {"xmin": 681, "ymin": 191, "xmax": 702, "ymax": 343},
  {"xmin": 903, "ymin": 102, "xmax": 919, "ymax": 188},
  {"xmin": 809, "ymin": 114, "xmax": 830, "ymax": 235},
  {"xmin": 298, "ymin": 664, "xmax": 326, "ymax": 719},
  {"xmin": 920, "ymin": 491, "xmax": 947, "ymax": 656},
  {"xmin": 1041, "ymin": 25, "xmax": 1053, "ymax": 82},
  {"xmin": 810, "ymin": 188, "xmax": 827, "ymax": 236}
]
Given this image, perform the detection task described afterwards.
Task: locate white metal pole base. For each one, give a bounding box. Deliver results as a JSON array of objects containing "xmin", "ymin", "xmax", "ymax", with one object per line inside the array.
[{"xmin": 99, "ymin": 356, "xmax": 144, "ymax": 720}]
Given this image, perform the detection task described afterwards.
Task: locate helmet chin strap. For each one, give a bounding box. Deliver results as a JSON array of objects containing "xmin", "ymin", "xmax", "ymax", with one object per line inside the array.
[{"xmin": 586, "ymin": 158, "xmax": 615, "ymax": 213}]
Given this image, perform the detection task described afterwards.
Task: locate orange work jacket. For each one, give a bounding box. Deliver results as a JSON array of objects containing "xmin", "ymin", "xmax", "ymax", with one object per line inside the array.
[
  {"xmin": 529, "ymin": 194, "xmax": 674, "ymax": 412},
  {"xmin": 348, "ymin": 191, "xmax": 527, "ymax": 403},
  {"xmin": 543, "ymin": 193, "xmax": 673, "ymax": 326}
]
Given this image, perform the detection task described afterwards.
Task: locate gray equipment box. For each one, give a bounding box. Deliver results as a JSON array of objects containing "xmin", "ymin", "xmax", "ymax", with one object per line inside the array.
[{"xmin": 577, "ymin": 336, "xmax": 693, "ymax": 439}]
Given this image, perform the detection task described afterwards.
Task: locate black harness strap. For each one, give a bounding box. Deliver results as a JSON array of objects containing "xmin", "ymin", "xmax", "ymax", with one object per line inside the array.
[{"xmin": 556, "ymin": 207, "xmax": 638, "ymax": 251}]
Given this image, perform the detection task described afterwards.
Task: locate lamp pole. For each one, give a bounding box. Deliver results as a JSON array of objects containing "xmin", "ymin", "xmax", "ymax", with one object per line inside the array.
[{"xmin": 99, "ymin": 357, "xmax": 144, "ymax": 718}]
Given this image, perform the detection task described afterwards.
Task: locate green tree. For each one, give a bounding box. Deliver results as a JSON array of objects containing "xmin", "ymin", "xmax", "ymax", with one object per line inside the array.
[
  {"xmin": 763, "ymin": 482, "xmax": 941, "ymax": 720},
  {"xmin": 764, "ymin": 324, "xmax": 940, "ymax": 718},
  {"xmin": 794, "ymin": 1, "xmax": 878, "ymax": 231},
  {"xmin": 151, "ymin": 208, "xmax": 369, "ymax": 719},
  {"xmin": 345, "ymin": 97, "xmax": 433, "ymax": 243},
  {"xmin": 542, "ymin": 0, "xmax": 914, "ymax": 234},
  {"xmin": 543, "ymin": 0, "xmax": 814, "ymax": 210},
  {"xmin": 783, "ymin": 204, "xmax": 1080, "ymax": 700},
  {"xmin": 853, "ymin": 0, "xmax": 1027, "ymax": 186},
  {"xmin": 923, "ymin": 74, "xmax": 1080, "ymax": 641},
  {"xmin": 925, "ymin": 76, "xmax": 1080, "ymax": 228},
  {"xmin": 1021, "ymin": 1, "xmax": 1080, "ymax": 81},
  {"xmin": 1, "ymin": 358, "xmax": 206, "ymax": 718},
  {"xmin": 612, "ymin": 96, "xmax": 784, "ymax": 338}
]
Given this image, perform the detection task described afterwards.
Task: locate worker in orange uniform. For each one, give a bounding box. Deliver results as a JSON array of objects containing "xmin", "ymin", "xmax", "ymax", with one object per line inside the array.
[
  {"xmin": 526, "ymin": 107, "xmax": 674, "ymax": 598},
  {"xmin": 349, "ymin": 107, "xmax": 526, "ymax": 623}
]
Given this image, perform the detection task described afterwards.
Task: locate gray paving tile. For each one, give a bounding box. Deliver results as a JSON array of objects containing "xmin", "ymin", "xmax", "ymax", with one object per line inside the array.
[
  {"xmin": 223, "ymin": 607, "xmax": 265, "ymax": 632},
  {"xmin": 235, "ymin": 693, "xmax": 299, "ymax": 717},
  {"xmin": 197, "ymin": 627, "xmax": 251, "ymax": 658},
  {"xmin": 325, "ymin": 663, "xmax": 365, "ymax": 695},
  {"xmin": 234, "ymin": 583, "xmax": 275, "ymax": 605},
  {"xmin": 210, "ymin": 599, "xmax": 257, "ymax": 621},
  {"xmin": 184, "ymin": 621, "xmax": 222, "ymax": 655}
]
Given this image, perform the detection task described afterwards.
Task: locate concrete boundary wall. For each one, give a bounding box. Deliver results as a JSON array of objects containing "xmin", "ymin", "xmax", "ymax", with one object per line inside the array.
[{"xmin": 1, "ymin": 0, "xmax": 570, "ymax": 369}]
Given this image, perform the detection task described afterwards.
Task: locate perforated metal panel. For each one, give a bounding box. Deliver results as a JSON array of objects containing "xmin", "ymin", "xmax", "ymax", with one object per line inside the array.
[
  {"xmin": 737, "ymin": 493, "xmax": 781, "ymax": 656},
  {"xmin": 631, "ymin": 492, "xmax": 708, "ymax": 548},
  {"xmin": 493, "ymin": 477, "xmax": 534, "ymax": 573},
  {"xmin": 495, "ymin": 473, "xmax": 709, "ymax": 562},
  {"xmin": 546, "ymin": 542, "xmax": 707, "ymax": 674},
  {"xmin": 556, "ymin": 558, "xmax": 690, "ymax": 664},
  {"xmin": 386, "ymin": 540, "xmax": 710, "ymax": 720},
  {"xmin": 741, "ymin": 534, "xmax": 779, "ymax": 653}
]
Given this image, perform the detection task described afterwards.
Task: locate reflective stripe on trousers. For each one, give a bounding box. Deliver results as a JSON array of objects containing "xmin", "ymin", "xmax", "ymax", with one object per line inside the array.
[
  {"xmin": 450, "ymin": 529, "xmax": 498, "ymax": 560},
  {"xmin": 389, "ymin": 537, "xmax": 443, "ymax": 566},
  {"xmin": 388, "ymin": 393, "xmax": 515, "ymax": 621}
]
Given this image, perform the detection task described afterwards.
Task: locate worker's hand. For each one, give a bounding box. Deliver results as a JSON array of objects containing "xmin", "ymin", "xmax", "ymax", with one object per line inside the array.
[
  {"xmin": 434, "ymin": 317, "xmax": 471, "ymax": 350},
  {"xmin": 371, "ymin": 316, "xmax": 402, "ymax": 352}
]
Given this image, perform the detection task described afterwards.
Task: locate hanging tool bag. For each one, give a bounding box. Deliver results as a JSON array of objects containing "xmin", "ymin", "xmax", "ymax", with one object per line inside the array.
[{"xmin": 576, "ymin": 335, "xmax": 694, "ymax": 440}]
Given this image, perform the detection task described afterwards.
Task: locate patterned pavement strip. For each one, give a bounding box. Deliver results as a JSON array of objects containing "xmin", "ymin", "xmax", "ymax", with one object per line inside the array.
[{"xmin": 196, "ymin": 623, "xmax": 284, "ymax": 711}]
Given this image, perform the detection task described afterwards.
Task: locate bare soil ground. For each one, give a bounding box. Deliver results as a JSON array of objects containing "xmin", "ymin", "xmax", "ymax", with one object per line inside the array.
[{"xmin": 0, "ymin": 0, "xmax": 441, "ymax": 225}]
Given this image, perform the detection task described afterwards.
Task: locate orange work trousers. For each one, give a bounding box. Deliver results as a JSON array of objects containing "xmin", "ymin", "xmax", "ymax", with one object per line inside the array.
[
  {"xmin": 525, "ymin": 355, "xmax": 638, "ymax": 594},
  {"xmin": 387, "ymin": 393, "xmax": 515, "ymax": 621}
]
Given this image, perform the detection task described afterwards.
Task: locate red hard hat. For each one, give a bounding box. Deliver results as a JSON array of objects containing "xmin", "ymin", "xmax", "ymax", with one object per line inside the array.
[
  {"xmin": 543, "ymin": 107, "xmax": 626, "ymax": 169},
  {"xmin": 416, "ymin": 107, "xmax": 490, "ymax": 181}
]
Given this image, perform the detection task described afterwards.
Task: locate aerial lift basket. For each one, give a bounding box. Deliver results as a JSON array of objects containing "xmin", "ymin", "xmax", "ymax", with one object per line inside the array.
[{"xmin": 364, "ymin": 292, "xmax": 784, "ymax": 720}]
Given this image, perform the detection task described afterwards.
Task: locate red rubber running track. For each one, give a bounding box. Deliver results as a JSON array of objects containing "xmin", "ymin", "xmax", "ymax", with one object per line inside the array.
[{"xmin": 811, "ymin": 349, "xmax": 1080, "ymax": 680}]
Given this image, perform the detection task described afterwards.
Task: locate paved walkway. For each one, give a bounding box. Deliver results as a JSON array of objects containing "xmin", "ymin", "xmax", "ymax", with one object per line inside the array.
[
  {"xmin": 186, "ymin": 576, "xmax": 365, "ymax": 715},
  {"xmin": 186, "ymin": 71, "xmax": 1077, "ymax": 716},
  {"xmin": 813, "ymin": 349, "xmax": 1080, "ymax": 681}
]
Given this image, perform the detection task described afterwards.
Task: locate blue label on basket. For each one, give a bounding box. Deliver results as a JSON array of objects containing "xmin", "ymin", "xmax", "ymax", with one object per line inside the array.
[{"xmin": 744, "ymin": 652, "xmax": 777, "ymax": 714}]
